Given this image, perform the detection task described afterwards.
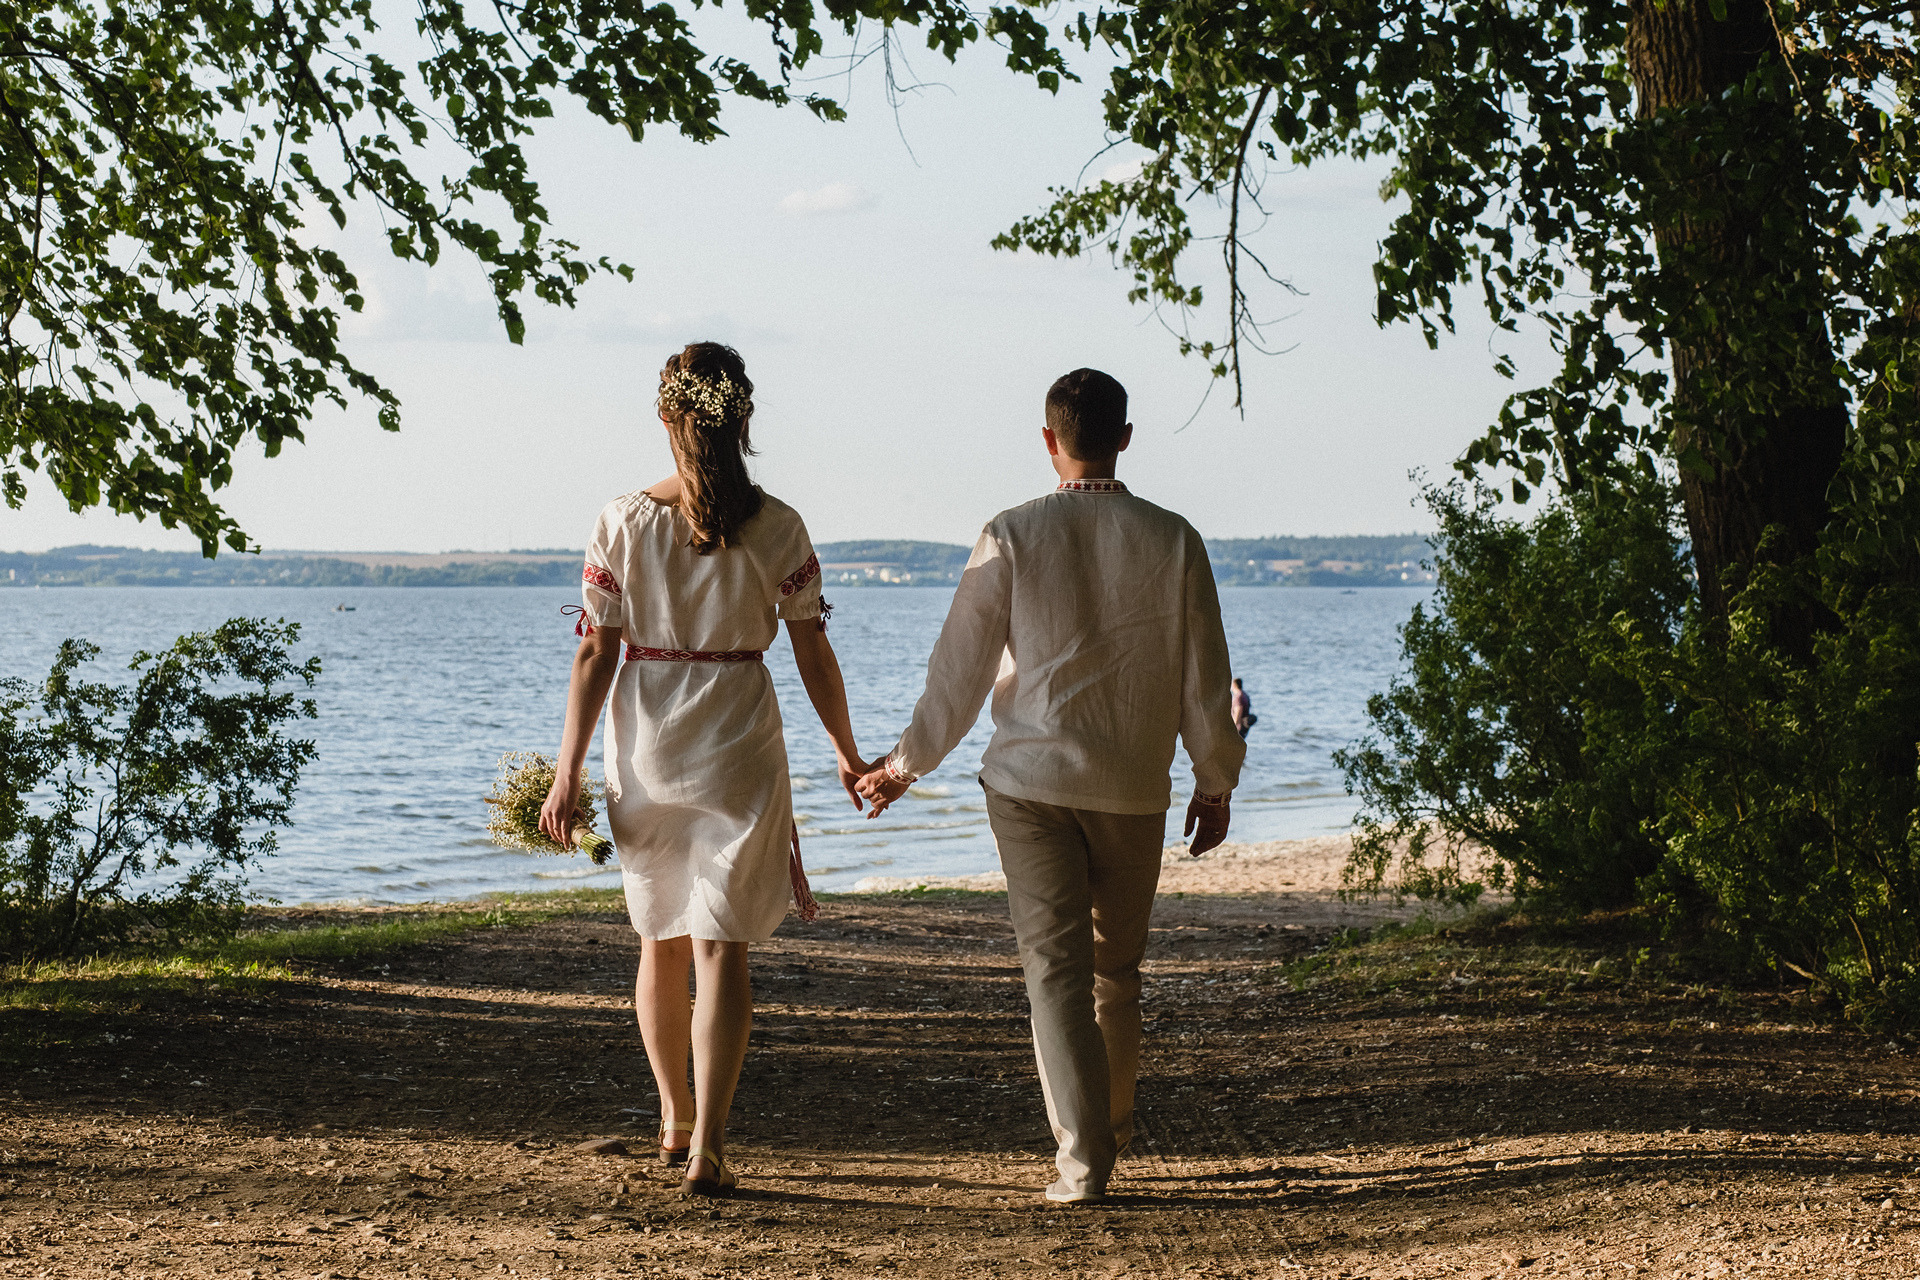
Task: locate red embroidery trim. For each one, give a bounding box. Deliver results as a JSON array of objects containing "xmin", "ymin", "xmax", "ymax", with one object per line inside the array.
[
  {"xmin": 789, "ymin": 821, "xmax": 818, "ymax": 922},
  {"xmin": 1194, "ymin": 791, "xmax": 1232, "ymax": 806},
  {"xmin": 583, "ymin": 563, "xmax": 621, "ymax": 595},
  {"xmin": 1055, "ymin": 479, "xmax": 1129, "ymax": 494},
  {"xmin": 883, "ymin": 754, "xmax": 917, "ymax": 785},
  {"xmin": 778, "ymin": 552, "xmax": 821, "ymax": 597},
  {"xmin": 624, "ymin": 645, "xmax": 765, "ymax": 663}
]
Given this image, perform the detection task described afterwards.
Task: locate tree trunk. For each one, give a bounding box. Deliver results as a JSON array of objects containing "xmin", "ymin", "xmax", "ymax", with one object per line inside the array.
[{"xmin": 1626, "ymin": 0, "xmax": 1848, "ymax": 646}]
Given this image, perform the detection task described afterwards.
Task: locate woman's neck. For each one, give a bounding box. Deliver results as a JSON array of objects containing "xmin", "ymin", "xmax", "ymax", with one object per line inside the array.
[{"xmin": 644, "ymin": 474, "xmax": 683, "ymax": 506}]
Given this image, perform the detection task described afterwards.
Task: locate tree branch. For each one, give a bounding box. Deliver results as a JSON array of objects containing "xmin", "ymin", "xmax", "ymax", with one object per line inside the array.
[{"xmin": 1225, "ymin": 84, "xmax": 1272, "ymax": 413}]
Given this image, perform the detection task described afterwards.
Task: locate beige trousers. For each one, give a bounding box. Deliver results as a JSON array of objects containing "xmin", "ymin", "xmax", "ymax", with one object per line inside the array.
[{"xmin": 983, "ymin": 783, "xmax": 1166, "ymax": 1197}]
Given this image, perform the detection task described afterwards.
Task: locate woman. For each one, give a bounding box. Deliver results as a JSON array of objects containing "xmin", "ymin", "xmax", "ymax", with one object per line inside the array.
[{"xmin": 539, "ymin": 342, "xmax": 866, "ymax": 1198}]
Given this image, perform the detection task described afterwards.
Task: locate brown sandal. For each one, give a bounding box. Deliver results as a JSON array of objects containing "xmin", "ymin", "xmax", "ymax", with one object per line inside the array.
[
  {"xmin": 681, "ymin": 1147, "xmax": 736, "ymax": 1198},
  {"xmin": 658, "ymin": 1120, "xmax": 693, "ymax": 1167}
]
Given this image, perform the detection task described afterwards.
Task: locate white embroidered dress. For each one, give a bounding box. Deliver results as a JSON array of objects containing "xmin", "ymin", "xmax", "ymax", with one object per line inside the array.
[{"xmin": 579, "ymin": 488, "xmax": 824, "ymax": 941}]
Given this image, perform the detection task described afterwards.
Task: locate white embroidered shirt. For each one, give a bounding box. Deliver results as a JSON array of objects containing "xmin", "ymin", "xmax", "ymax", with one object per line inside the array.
[{"xmin": 887, "ymin": 480, "xmax": 1244, "ymax": 814}]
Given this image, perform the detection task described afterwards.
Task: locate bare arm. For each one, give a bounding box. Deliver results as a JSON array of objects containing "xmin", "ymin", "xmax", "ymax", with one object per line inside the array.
[
  {"xmin": 539, "ymin": 626, "xmax": 625, "ymax": 847},
  {"xmin": 786, "ymin": 620, "xmax": 865, "ymax": 807}
]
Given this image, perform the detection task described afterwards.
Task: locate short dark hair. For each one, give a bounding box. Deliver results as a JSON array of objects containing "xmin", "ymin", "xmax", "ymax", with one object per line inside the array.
[{"xmin": 1045, "ymin": 369, "xmax": 1128, "ymax": 460}]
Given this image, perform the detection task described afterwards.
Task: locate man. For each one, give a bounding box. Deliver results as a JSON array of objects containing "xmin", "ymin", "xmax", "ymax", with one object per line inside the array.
[
  {"xmin": 857, "ymin": 368, "xmax": 1245, "ymax": 1204},
  {"xmin": 1231, "ymin": 677, "xmax": 1257, "ymax": 739}
]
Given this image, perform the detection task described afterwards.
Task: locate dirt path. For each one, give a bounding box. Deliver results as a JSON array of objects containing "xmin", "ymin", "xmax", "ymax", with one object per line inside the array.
[{"xmin": 7, "ymin": 874, "xmax": 1920, "ymax": 1279}]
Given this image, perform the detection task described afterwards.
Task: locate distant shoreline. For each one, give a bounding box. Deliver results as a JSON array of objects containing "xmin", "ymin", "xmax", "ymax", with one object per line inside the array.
[
  {"xmin": 3, "ymin": 537, "xmax": 1437, "ymax": 590},
  {"xmin": 5, "ymin": 579, "xmax": 1435, "ymax": 589}
]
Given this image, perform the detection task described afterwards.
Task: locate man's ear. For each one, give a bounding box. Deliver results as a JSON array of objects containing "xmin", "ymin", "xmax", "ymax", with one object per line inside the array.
[
  {"xmin": 1042, "ymin": 427, "xmax": 1061, "ymax": 457},
  {"xmin": 1117, "ymin": 423, "xmax": 1135, "ymax": 454}
]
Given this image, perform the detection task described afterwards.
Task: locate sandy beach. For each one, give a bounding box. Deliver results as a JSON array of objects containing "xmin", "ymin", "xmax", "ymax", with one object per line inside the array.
[{"xmin": 852, "ymin": 836, "xmax": 1437, "ymax": 931}]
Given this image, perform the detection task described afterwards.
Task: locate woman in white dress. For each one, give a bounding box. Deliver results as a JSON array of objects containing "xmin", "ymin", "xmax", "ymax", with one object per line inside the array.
[{"xmin": 539, "ymin": 342, "xmax": 866, "ymax": 1198}]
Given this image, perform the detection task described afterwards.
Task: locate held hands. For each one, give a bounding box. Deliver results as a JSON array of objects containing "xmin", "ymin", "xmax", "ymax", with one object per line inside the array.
[
  {"xmin": 855, "ymin": 762, "xmax": 912, "ymax": 818},
  {"xmin": 1182, "ymin": 796, "xmax": 1231, "ymax": 857}
]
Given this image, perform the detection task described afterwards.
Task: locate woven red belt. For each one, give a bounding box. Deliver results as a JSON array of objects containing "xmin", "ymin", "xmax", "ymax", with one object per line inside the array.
[{"xmin": 624, "ymin": 645, "xmax": 765, "ymax": 663}]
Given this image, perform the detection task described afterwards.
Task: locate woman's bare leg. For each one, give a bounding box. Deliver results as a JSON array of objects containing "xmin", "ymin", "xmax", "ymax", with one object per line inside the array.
[
  {"xmin": 687, "ymin": 939, "xmax": 752, "ymax": 1179},
  {"xmin": 636, "ymin": 935, "xmax": 695, "ymax": 1151}
]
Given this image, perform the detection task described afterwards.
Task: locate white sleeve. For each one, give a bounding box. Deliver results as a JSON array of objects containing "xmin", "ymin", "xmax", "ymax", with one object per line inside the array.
[
  {"xmin": 1178, "ymin": 526, "xmax": 1245, "ymax": 799},
  {"xmin": 888, "ymin": 526, "xmax": 1011, "ymax": 780},
  {"xmin": 773, "ymin": 544, "xmax": 824, "ymax": 622},
  {"xmin": 580, "ymin": 507, "xmax": 626, "ymax": 631}
]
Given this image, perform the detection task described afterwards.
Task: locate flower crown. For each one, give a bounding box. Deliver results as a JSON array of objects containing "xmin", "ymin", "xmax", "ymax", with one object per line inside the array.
[{"xmin": 658, "ymin": 368, "xmax": 747, "ymax": 420}]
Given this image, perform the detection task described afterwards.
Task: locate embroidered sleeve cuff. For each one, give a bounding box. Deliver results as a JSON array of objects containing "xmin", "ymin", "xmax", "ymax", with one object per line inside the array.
[
  {"xmin": 583, "ymin": 563, "xmax": 621, "ymax": 596},
  {"xmin": 884, "ymin": 753, "xmax": 918, "ymax": 785},
  {"xmin": 1193, "ymin": 791, "xmax": 1232, "ymax": 806}
]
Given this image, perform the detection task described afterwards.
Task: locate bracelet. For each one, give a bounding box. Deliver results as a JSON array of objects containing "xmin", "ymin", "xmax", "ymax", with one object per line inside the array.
[
  {"xmin": 1194, "ymin": 791, "xmax": 1232, "ymax": 806},
  {"xmin": 884, "ymin": 754, "xmax": 919, "ymax": 785}
]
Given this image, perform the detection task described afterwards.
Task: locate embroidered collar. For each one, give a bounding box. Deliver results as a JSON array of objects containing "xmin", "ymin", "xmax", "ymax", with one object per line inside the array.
[{"xmin": 1055, "ymin": 479, "xmax": 1129, "ymax": 494}]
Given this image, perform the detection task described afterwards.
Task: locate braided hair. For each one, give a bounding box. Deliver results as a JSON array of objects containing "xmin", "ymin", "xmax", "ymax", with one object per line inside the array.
[{"xmin": 656, "ymin": 342, "xmax": 764, "ymax": 554}]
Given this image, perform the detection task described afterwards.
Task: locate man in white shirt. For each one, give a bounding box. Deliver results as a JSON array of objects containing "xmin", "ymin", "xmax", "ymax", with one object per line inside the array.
[{"xmin": 857, "ymin": 368, "xmax": 1245, "ymax": 1204}]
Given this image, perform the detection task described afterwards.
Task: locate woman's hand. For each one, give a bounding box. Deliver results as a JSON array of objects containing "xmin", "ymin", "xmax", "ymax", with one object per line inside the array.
[
  {"xmin": 837, "ymin": 754, "xmax": 868, "ymax": 810},
  {"xmin": 546, "ymin": 626, "xmax": 623, "ymax": 851},
  {"xmin": 539, "ymin": 773, "xmax": 581, "ymax": 849}
]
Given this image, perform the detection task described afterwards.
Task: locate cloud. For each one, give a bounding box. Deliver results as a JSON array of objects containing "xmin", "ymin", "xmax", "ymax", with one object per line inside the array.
[
  {"xmin": 336, "ymin": 264, "xmax": 504, "ymax": 344},
  {"xmin": 1100, "ymin": 158, "xmax": 1146, "ymax": 184},
  {"xmin": 777, "ymin": 182, "xmax": 876, "ymax": 217}
]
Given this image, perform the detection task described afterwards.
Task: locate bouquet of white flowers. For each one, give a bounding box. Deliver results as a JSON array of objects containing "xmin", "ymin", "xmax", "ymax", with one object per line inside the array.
[{"xmin": 484, "ymin": 752, "xmax": 614, "ymax": 865}]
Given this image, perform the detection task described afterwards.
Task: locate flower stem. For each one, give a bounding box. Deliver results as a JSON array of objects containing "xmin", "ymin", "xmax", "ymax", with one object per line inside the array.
[{"xmin": 572, "ymin": 825, "xmax": 614, "ymax": 866}]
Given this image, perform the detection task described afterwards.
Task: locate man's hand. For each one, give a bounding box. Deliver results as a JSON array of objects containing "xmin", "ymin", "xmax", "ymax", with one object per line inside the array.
[
  {"xmin": 1182, "ymin": 796, "xmax": 1231, "ymax": 857},
  {"xmin": 856, "ymin": 764, "xmax": 912, "ymax": 818}
]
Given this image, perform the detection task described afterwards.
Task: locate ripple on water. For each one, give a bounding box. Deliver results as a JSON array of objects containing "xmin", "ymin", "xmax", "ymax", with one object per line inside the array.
[{"xmin": 0, "ymin": 585, "xmax": 1424, "ymax": 903}]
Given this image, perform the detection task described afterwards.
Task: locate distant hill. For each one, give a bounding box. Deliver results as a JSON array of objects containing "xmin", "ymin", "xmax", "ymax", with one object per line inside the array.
[
  {"xmin": 0, "ymin": 546, "xmax": 578, "ymax": 588},
  {"xmin": 815, "ymin": 541, "xmax": 972, "ymax": 585},
  {"xmin": 1205, "ymin": 535, "xmax": 1433, "ymax": 587},
  {"xmin": 817, "ymin": 536, "xmax": 1433, "ymax": 587},
  {"xmin": 2, "ymin": 535, "xmax": 1434, "ymax": 588}
]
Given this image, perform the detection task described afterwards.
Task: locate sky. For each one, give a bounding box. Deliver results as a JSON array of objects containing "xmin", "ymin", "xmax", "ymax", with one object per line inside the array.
[{"xmin": 0, "ymin": 25, "xmax": 1544, "ymax": 554}]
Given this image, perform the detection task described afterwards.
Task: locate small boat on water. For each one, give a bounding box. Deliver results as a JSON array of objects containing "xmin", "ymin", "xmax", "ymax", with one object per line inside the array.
[{"xmin": 334, "ymin": 603, "xmax": 356, "ymax": 612}]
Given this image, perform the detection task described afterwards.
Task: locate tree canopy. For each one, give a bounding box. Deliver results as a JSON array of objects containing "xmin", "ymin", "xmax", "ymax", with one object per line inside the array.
[
  {"xmin": 999, "ymin": 0, "xmax": 1920, "ymax": 621},
  {"xmin": 0, "ymin": 0, "xmax": 1067, "ymax": 553},
  {"xmin": 11, "ymin": 0, "xmax": 1920, "ymax": 594}
]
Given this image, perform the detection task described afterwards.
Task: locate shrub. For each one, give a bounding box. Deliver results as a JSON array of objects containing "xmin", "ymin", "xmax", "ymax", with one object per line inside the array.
[
  {"xmin": 1631, "ymin": 547, "xmax": 1920, "ymax": 1023},
  {"xmin": 1343, "ymin": 462, "xmax": 1920, "ymax": 1025},
  {"xmin": 1335, "ymin": 477, "xmax": 1691, "ymax": 909},
  {"xmin": 0, "ymin": 618, "xmax": 320, "ymax": 959}
]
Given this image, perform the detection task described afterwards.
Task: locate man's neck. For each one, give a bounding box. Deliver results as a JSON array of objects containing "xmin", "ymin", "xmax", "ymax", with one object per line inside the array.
[{"xmin": 1051, "ymin": 455, "xmax": 1120, "ymax": 482}]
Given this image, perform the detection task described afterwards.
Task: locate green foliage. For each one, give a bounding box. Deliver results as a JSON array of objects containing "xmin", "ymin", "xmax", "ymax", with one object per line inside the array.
[
  {"xmin": 1, "ymin": 889, "xmax": 626, "ymax": 1012},
  {"xmin": 995, "ymin": 0, "xmax": 1919, "ymax": 535},
  {"xmin": 1337, "ymin": 478, "xmax": 1691, "ymax": 911},
  {"xmin": 1629, "ymin": 556, "xmax": 1920, "ymax": 1026},
  {"xmin": 0, "ymin": 0, "xmax": 1070, "ymax": 554},
  {"xmin": 0, "ymin": 618, "xmax": 320, "ymax": 959},
  {"xmin": 1343, "ymin": 458, "xmax": 1920, "ymax": 1025}
]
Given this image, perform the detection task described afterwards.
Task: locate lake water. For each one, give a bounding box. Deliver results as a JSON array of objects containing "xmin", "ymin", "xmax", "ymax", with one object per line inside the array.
[{"xmin": 0, "ymin": 585, "xmax": 1429, "ymax": 903}]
